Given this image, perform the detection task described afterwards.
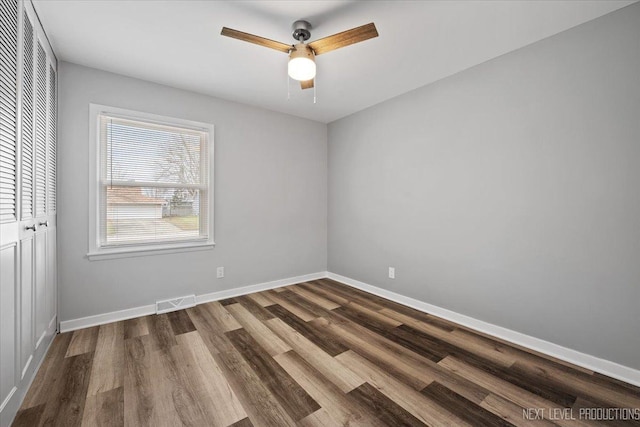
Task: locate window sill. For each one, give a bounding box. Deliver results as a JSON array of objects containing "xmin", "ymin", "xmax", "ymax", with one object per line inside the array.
[{"xmin": 87, "ymin": 241, "xmax": 215, "ymax": 261}]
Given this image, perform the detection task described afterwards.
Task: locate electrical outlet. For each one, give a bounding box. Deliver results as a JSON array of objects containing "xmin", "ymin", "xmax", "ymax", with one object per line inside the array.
[
  {"xmin": 217, "ymin": 267, "xmax": 224, "ymax": 278},
  {"xmin": 388, "ymin": 267, "xmax": 395, "ymax": 279}
]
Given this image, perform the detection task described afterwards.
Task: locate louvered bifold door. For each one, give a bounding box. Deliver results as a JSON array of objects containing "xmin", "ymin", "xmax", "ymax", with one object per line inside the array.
[
  {"xmin": 0, "ymin": 0, "xmax": 19, "ymax": 425},
  {"xmin": 1, "ymin": 1, "xmax": 57, "ymax": 424},
  {"xmin": 0, "ymin": 0, "xmax": 18, "ymax": 223}
]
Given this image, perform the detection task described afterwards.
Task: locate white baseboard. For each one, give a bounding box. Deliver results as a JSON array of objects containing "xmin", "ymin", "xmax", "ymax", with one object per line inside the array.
[
  {"xmin": 58, "ymin": 269, "xmax": 640, "ymax": 387},
  {"xmin": 59, "ymin": 271, "xmax": 327, "ymax": 333},
  {"xmin": 196, "ymin": 272, "xmax": 327, "ymax": 305},
  {"xmin": 327, "ymin": 272, "xmax": 640, "ymax": 388},
  {"xmin": 59, "ymin": 303, "xmax": 156, "ymax": 332}
]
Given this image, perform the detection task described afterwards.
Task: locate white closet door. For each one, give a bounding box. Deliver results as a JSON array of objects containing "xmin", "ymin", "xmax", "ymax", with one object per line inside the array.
[
  {"xmin": 0, "ymin": 0, "xmax": 19, "ymax": 421},
  {"xmin": 46, "ymin": 64, "xmax": 56, "ymax": 326},
  {"xmin": 18, "ymin": 6, "xmax": 35, "ymax": 382},
  {"xmin": 1, "ymin": 1, "xmax": 57, "ymax": 424},
  {"xmin": 30, "ymin": 31, "xmax": 53, "ymax": 353}
]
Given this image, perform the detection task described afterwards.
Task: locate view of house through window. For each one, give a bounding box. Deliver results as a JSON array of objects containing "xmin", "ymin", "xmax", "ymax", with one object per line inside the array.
[{"xmin": 98, "ymin": 113, "xmax": 211, "ymax": 247}]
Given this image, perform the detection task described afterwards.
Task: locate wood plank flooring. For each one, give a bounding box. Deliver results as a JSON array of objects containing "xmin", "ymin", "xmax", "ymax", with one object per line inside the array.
[{"xmin": 13, "ymin": 279, "xmax": 640, "ymax": 426}]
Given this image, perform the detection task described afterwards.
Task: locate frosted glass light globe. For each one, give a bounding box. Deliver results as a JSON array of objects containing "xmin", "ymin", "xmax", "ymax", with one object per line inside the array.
[{"xmin": 288, "ymin": 44, "xmax": 316, "ymax": 81}]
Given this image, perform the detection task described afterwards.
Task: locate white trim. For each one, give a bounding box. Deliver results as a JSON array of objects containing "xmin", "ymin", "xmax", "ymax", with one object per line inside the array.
[
  {"xmin": 34, "ymin": 330, "xmax": 46, "ymax": 350},
  {"xmin": 196, "ymin": 272, "xmax": 327, "ymax": 305},
  {"xmin": 87, "ymin": 103, "xmax": 215, "ymax": 260},
  {"xmin": 0, "ymin": 387, "xmax": 17, "ymax": 414},
  {"xmin": 327, "ymin": 272, "xmax": 640, "ymax": 388},
  {"xmin": 59, "ymin": 271, "xmax": 327, "ymax": 333},
  {"xmin": 59, "ymin": 303, "xmax": 156, "ymax": 333},
  {"xmin": 56, "ymin": 269, "xmax": 640, "ymax": 387},
  {"xmin": 87, "ymin": 242, "xmax": 214, "ymax": 261},
  {"xmin": 20, "ymin": 355, "xmax": 33, "ymax": 380}
]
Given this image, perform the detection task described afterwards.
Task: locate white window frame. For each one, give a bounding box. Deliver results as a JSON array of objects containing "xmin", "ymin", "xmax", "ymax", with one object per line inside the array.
[{"xmin": 87, "ymin": 104, "xmax": 214, "ymax": 260}]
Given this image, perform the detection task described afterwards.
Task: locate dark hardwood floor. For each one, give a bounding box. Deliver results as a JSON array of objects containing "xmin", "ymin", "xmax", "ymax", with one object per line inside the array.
[{"xmin": 13, "ymin": 279, "xmax": 640, "ymax": 426}]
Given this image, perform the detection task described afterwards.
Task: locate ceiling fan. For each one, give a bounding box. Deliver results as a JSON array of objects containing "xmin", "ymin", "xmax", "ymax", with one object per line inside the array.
[{"xmin": 221, "ymin": 20, "xmax": 378, "ymax": 90}]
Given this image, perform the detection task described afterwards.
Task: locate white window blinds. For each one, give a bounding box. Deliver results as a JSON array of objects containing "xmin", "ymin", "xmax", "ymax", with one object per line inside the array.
[{"xmin": 97, "ymin": 113, "xmax": 211, "ymax": 248}]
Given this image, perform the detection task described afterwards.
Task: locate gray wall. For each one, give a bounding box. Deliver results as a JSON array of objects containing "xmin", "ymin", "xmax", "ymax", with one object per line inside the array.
[
  {"xmin": 328, "ymin": 4, "xmax": 640, "ymax": 370},
  {"xmin": 58, "ymin": 62, "xmax": 327, "ymax": 321}
]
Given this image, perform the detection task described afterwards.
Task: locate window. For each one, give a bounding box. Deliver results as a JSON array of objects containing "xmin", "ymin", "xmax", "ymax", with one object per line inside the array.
[{"xmin": 88, "ymin": 104, "xmax": 214, "ymax": 259}]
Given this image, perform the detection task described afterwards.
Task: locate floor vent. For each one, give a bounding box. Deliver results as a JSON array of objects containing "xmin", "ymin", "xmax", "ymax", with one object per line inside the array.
[{"xmin": 155, "ymin": 295, "xmax": 196, "ymax": 314}]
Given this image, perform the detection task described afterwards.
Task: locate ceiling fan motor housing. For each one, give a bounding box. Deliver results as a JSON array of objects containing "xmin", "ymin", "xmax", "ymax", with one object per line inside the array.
[
  {"xmin": 292, "ymin": 20, "xmax": 312, "ymax": 42},
  {"xmin": 290, "ymin": 43, "xmax": 314, "ymax": 60}
]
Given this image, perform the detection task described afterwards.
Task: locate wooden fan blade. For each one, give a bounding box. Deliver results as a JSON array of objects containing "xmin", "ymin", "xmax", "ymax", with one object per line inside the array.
[
  {"xmin": 300, "ymin": 79, "xmax": 314, "ymax": 90},
  {"xmin": 308, "ymin": 23, "xmax": 378, "ymax": 56},
  {"xmin": 221, "ymin": 27, "xmax": 291, "ymax": 53}
]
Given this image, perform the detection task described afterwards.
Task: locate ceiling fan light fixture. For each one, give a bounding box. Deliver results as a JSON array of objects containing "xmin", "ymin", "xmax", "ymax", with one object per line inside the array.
[
  {"xmin": 288, "ymin": 44, "xmax": 316, "ymax": 81},
  {"xmin": 221, "ymin": 22, "xmax": 378, "ymax": 91}
]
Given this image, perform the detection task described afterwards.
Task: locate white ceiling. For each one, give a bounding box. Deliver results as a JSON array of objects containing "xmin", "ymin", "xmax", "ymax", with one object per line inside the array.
[{"xmin": 33, "ymin": 0, "xmax": 635, "ymax": 123}]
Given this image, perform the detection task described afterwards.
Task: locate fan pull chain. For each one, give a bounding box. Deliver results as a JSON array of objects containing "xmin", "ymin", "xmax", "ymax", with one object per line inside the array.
[
  {"xmin": 313, "ymin": 76, "xmax": 317, "ymax": 104},
  {"xmin": 287, "ymin": 75, "xmax": 290, "ymax": 100}
]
